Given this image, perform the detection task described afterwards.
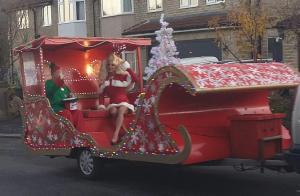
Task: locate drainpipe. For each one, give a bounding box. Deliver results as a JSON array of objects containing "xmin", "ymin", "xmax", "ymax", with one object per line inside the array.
[
  {"xmin": 97, "ymin": 0, "xmax": 101, "ymax": 36},
  {"xmin": 92, "ymin": 0, "xmax": 97, "ymax": 37},
  {"xmin": 31, "ymin": 7, "xmax": 39, "ymax": 38},
  {"xmin": 298, "ymin": 35, "xmax": 300, "ymax": 71}
]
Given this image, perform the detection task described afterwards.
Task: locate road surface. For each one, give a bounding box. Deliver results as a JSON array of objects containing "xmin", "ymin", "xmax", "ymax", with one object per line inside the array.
[{"xmin": 0, "ymin": 137, "xmax": 300, "ymax": 196}]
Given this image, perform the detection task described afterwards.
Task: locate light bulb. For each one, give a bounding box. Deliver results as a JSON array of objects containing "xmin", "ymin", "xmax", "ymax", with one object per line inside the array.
[{"xmin": 86, "ymin": 64, "xmax": 94, "ymax": 76}]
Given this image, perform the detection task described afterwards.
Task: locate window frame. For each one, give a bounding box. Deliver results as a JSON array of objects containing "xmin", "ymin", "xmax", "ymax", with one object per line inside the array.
[
  {"xmin": 58, "ymin": 0, "xmax": 86, "ymax": 24},
  {"xmin": 267, "ymin": 37, "xmax": 283, "ymax": 62},
  {"xmin": 180, "ymin": 0, "xmax": 198, "ymax": 9},
  {"xmin": 147, "ymin": 0, "xmax": 163, "ymax": 12},
  {"xmin": 122, "ymin": 50, "xmax": 137, "ymax": 73},
  {"xmin": 101, "ymin": 0, "xmax": 134, "ymax": 18},
  {"xmin": 75, "ymin": 0, "xmax": 86, "ymax": 21},
  {"xmin": 206, "ymin": 0, "xmax": 225, "ymax": 6},
  {"xmin": 17, "ymin": 10, "xmax": 29, "ymax": 29},
  {"xmin": 42, "ymin": 5, "xmax": 52, "ymax": 27}
]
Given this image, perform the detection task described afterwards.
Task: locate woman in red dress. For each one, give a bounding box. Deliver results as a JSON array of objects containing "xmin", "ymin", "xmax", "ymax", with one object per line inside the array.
[{"xmin": 99, "ymin": 54, "xmax": 136, "ymax": 145}]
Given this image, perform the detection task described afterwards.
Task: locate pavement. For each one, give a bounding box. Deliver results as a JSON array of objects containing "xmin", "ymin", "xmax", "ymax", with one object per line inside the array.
[
  {"xmin": 0, "ymin": 117, "xmax": 23, "ymax": 137},
  {"xmin": 0, "ymin": 137, "xmax": 300, "ymax": 196}
]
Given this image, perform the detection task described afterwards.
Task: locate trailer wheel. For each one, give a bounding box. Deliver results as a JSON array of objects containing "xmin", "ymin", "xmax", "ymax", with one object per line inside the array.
[{"xmin": 77, "ymin": 149, "xmax": 101, "ymax": 179}]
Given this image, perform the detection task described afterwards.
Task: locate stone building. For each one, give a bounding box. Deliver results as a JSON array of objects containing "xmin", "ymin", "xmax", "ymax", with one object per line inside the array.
[{"xmin": 3, "ymin": 0, "xmax": 300, "ymax": 70}]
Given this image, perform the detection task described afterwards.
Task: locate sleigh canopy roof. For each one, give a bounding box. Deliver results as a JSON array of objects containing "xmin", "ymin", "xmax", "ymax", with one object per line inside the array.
[
  {"xmin": 159, "ymin": 62, "xmax": 300, "ymax": 92},
  {"xmin": 14, "ymin": 36, "xmax": 152, "ymax": 53}
]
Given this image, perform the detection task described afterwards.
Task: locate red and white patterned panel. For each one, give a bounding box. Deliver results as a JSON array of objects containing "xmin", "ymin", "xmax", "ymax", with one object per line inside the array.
[
  {"xmin": 119, "ymin": 71, "xmax": 179, "ymax": 155},
  {"xmin": 176, "ymin": 63, "xmax": 300, "ymax": 90},
  {"xmin": 23, "ymin": 98, "xmax": 89, "ymax": 150}
]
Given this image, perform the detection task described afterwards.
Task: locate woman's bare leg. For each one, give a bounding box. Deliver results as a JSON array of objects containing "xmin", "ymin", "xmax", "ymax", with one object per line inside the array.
[
  {"xmin": 109, "ymin": 107, "xmax": 118, "ymax": 118},
  {"xmin": 112, "ymin": 106, "xmax": 128, "ymax": 144}
]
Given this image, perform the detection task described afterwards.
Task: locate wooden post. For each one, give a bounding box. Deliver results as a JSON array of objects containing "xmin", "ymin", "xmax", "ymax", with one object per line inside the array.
[
  {"xmin": 137, "ymin": 47, "xmax": 143, "ymax": 91},
  {"xmin": 298, "ymin": 35, "xmax": 300, "ymax": 71}
]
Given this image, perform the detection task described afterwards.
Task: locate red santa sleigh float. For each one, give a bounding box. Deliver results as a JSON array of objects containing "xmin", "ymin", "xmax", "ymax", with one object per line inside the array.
[{"xmin": 15, "ymin": 36, "xmax": 300, "ymax": 178}]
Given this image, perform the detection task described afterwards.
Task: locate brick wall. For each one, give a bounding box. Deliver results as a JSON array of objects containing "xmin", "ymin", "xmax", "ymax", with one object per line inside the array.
[
  {"xmin": 86, "ymin": 0, "xmax": 101, "ymax": 37},
  {"xmin": 100, "ymin": 15, "xmax": 136, "ymax": 37},
  {"xmin": 134, "ymin": 0, "xmax": 241, "ymax": 22},
  {"xmin": 283, "ymin": 30, "xmax": 299, "ymax": 69},
  {"xmin": 132, "ymin": 0, "xmax": 299, "ymax": 67},
  {"xmin": 0, "ymin": 12, "xmax": 9, "ymax": 68},
  {"xmin": 97, "ymin": 0, "xmax": 136, "ymax": 37},
  {"xmin": 7, "ymin": 0, "xmax": 299, "ymax": 70},
  {"xmin": 35, "ymin": 0, "xmax": 58, "ymax": 37},
  {"xmin": 9, "ymin": 10, "xmax": 35, "ymax": 48}
]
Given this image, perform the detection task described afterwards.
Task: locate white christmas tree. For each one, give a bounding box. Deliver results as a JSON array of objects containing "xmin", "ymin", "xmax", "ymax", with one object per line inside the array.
[{"xmin": 144, "ymin": 14, "xmax": 180, "ymax": 80}]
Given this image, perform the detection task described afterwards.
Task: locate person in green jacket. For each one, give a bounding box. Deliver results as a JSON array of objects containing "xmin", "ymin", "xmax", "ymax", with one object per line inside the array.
[{"xmin": 45, "ymin": 62, "xmax": 83, "ymax": 129}]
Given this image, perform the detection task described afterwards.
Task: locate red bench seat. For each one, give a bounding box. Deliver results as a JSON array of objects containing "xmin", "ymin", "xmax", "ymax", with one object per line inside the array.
[{"xmin": 82, "ymin": 110, "xmax": 109, "ymax": 118}]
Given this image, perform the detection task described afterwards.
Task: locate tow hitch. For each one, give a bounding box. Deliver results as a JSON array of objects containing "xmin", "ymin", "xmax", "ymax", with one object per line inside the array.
[{"xmin": 285, "ymin": 145, "xmax": 300, "ymax": 174}]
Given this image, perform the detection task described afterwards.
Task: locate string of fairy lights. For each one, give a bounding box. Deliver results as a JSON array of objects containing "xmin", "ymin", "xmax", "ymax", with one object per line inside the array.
[
  {"xmin": 22, "ymin": 41, "xmax": 130, "ymax": 97},
  {"xmin": 25, "ymin": 59, "xmax": 101, "ymax": 97},
  {"xmin": 22, "ymin": 69, "xmax": 183, "ymax": 157},
  {"xmin": 20, "ymin": 39, "xmax": 185, "ymax": 159},
  {"xmin": 39, "ymin": 48, "xmax": 46, "ymax": 95}
]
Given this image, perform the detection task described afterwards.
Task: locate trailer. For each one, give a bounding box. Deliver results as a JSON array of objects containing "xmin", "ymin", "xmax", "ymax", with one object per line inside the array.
[{"xmin": 15, "ymin": 36, "xmax": 300, "ymax": 178}]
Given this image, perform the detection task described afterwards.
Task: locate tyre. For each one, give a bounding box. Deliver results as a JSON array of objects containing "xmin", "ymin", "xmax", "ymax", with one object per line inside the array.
[{"xmin": 77, "ymin": 149, "xmax": 101, "ymax": 179}]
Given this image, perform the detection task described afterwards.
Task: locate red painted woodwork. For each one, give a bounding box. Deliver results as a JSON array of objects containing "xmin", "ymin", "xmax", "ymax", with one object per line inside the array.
[
  {"xmin": 176, "ymin": 63, "xmax": 300, "ymax": 91},
  {"xmin": 16, "ymin": 37, "xmax": 300, "ymax": 165},
  {"xmin": 158, "ymin": 84, "xmax": 290, "ymax": 164},
  {"xmin": 230, "ymin": 114, "xmax": 285, "ymax": 159},
  {"xmin": 81, "ymin": 110, "xmax": 135, "ymax": 148}
]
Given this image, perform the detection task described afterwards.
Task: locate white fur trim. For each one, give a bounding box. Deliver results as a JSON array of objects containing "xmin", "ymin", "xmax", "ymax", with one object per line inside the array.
[
  {"xmin": 121, "ymin": 61, "xmax": 131, "ymax": 70},
  {"xmin": 99, "ymin": 80, "xmax": 110, "ymax": 93},
  {"xmin": 104, "ymin": 80, "xmax": 110, "ymax": 87},
  {"xmin": 111, "ymin": 75, "xmax": 131, "ymax": 87},
  {"xmin": 106, "ymin": 102, "xmax": 135, "ymax": 112}
]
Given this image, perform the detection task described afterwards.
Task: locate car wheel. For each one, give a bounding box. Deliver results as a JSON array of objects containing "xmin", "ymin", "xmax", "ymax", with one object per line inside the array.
[{"xmin": 77, "ymin": 149, "xmax": 101, "ymax": 179}]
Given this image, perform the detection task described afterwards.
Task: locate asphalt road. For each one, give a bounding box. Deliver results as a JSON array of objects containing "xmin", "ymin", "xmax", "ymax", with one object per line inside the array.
[{"xmin": 1, "ymin": 137, "xmax": 300, "ymax": 196}]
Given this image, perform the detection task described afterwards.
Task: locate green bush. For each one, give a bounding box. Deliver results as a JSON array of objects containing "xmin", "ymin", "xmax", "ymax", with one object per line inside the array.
[{"xmin": 269, "ymin": 89, "xmax": 296, "ymax": 130}]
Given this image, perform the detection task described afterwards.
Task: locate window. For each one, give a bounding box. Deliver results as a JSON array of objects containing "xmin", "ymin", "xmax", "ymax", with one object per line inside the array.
[
  {"xmin": 58, "ymin": 0, "xmax": 85, "ymax": 23},
  {"xmin": 206, "ymin": 0, "xmax": 225, "ymax": 5},
  {"xmin": 102, "ymin": 0, "xmax": 133, "ymax": 17},
  {"xmin": 148, "ymin": 0, "xmax": 163, "ymax": 12},
  {"xmin": 122, "ymin": 51, "xmax": 137, "ymax": 72},
  {"xmin": 76, "ymin": 1, "xmax": 85, "ymax": 20},
  {"xmin": 58, "ymin": 0, "xmax": 74, "ymax": 22},
  {"xmin": 23, "ymin": 52, "xmax": 38, "ymax": 86},
  {"xmin": 180, "ymin": 0, "xmax": 198, "ymax": 8},
  {"xmin": 268, "ymin": 37, "xmax": 283, "ymax": 62},
  {"xmin": 42, "ymin": 5, "xmax": 52, "ymax": 26},
  {"xmin": 17, "ymin": 10, "xmax": 29, "ymax": 29}
]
